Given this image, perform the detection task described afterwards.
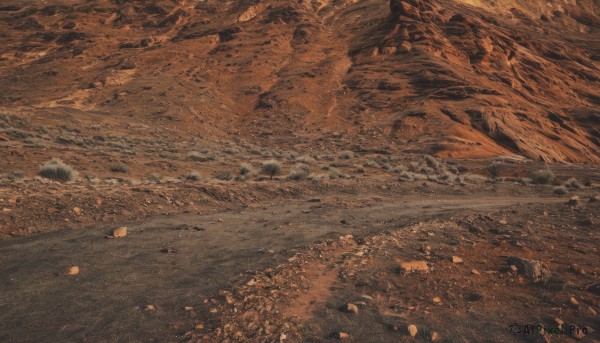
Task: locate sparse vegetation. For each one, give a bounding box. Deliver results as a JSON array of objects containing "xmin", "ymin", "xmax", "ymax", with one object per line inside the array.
[
  {"xmin": 261, "ymin": 160, "xmax": 281, "ymax": 179},
  {"xmin": 288, "ymin": 163, "xmax": 310, "ymax": 180},
  {"xmin": 486, "ymin": 161, "xmax": 503, "ymax": 178},
  {"xmin": 295, "ymin": 155, "xmax": 315, "ymax": 164},
  {"xmin": 531, "ymin": 169, "xmax": 555, "ymax": 184},
  {"xmin": 240, "ymin": 164, "xmax": 252, "ymax": 176},
  {"xmin": 425, "ymin": 155, "xmax": 440, "ymax": 170},
  {"xmin": 188, "ymin": 151, "xmax": 215, "ymax": 162},
  {"xmin": 553, "ymin": 186, "xmax": 568, "ymax": 195},
  {"xmin": 39, "ymin": 159, "xmax": 77, "ymax": 182},
  {"xmin": 564, "ymin": 177, "xmax": 582, "ymax": 189},
  {"xmin": 338, "ymin": 151, "xmax": 354, "ymax": 160},
  {"xmin": 215, "ymin": 171, "xmax": 233, "ymax": 181},
  {"xmin": 185, "ymin": 172, "xmax": 202, "ymax": 181},
  {"xmin": 148, "ymin": 173, "xmax": 161, "ymax": 182},
  {"xmin": 110, "ymin": 162, "xmax": 129, "ymax": 173}
]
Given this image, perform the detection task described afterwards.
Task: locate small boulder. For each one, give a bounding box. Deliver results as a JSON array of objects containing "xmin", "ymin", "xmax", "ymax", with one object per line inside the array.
[
  {"xmin": 338, "ymin": 332, "xmax": 350, "ymax": 339},
  {"xmin": 452, "ymin": 256, "xmax": 464, "ymax": 263},
  {"xmin": 344, "ymin": 303, "xmax": 359, "ymax": 314},
  {"xmin": 407, "ymin": 324, "xmax": 418, "ymax": 337},
  {"xmin": 567, "ymin": 196, "xmax": 580, "ymax": 206},
  {"xmin": 112, "ymin": 227, "xmax": 127, "ymax": 238},
  {"xmin": 399, "ymin": 260, "xmax": 429, "ymax": 273},
  {"xmin": 64, "ymin": 265, "xmax": 79, "ymax": 275},
  {"xmin": 507, "ymin": 257, "xmax": 551, "ymax": 283}
]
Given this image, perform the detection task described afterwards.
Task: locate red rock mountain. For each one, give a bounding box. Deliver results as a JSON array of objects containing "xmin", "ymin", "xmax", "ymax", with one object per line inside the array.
[{"xmin": 1, "ymin": 0, "xmax": 599, "ymax": 162}]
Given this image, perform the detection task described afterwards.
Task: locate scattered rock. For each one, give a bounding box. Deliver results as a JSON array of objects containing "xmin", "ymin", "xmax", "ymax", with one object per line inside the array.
[
  {"xmin": 570, "ymin": 297, "xmax": 579, "ymax": 305},
  {"xmin": 567, "ymin": 196, "xmax": 580, "ymax": 206},
  {"xmin": 344, "ymin": 303, "xmax": 359, "ymax": 314},
  {"xmin": 507, "ymin": 257, "xmax": 551, "ymax": 283},
  {"xmin": 399, "ymin": 260, "xmax": 429, "ymax": 273},
  {"xmin": 338, "ymin": 332, "xmax": 350, "ymax": 339},
  {"xmin": 554, "ymin": 317, "xmax": 564, "ymax": 326},
  {"xmin": 112, "ymin": 227, "xmax": 127, "ymax": 238},
  {"xmin": 407, "ymin": 324, "xmax": 418, "ymax": 337},
  {"xmin": 570, "ymin": 264, "xmax": 585, "ymax": 275},
  {"xmin": 452, "ymin": 256, "xmax": 464, "ymax": 263},
  {"xmin": 194, "ymin": 323, "xmax": 204, "ymax": 330},
  {"xmin": 432, "ymin": 296, "xmax": 442, "ymax": 304},
  {"xmin": 145, "ymin": 304, "xmax": 156, "ymax": 311},
  {"xmin": 64, "ymin": 265, "xmax": 79, "ymax": 275},
  {"xmin": 431, "ymin": 331, "xmax": 440, "ymax": 341},
  {"xmin": 589, "ymin": 195, "xmax": 600, "ymax": 203},
  {"xmin": 72, "ymin": 207, "xmax": 81, "ymax": 215},
  {"xmin": 471, "ymin": 269, "xmax": 481, "ymax": 275}
]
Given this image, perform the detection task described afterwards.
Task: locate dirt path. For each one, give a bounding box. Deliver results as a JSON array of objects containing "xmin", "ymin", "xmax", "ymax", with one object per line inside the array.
[{"xmin": 0, "ymin": 193, "xmax": 564, "ymax": 342}]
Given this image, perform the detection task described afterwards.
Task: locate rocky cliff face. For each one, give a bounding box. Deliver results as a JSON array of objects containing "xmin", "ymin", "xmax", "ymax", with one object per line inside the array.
[{"xmin": 0, "ymin": 0, "xmax": 598, "ymax": 162}]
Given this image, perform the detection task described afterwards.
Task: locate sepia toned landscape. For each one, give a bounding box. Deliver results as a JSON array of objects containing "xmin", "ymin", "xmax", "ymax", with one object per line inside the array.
[{"xmin": 0, "ymin": 0, "xmax": 599, "ymax": 342}]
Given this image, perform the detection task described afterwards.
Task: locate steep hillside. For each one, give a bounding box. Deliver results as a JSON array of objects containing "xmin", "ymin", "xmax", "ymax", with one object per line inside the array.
[{"xmin": 0, "ymin": 0, "xmax": 599, "ymax": 163}]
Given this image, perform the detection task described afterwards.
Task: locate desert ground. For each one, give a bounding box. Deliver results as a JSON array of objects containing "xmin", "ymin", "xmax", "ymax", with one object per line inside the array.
[{"xmin": 1, "ymin": 0, "xmax": 599, "ymax": 342}]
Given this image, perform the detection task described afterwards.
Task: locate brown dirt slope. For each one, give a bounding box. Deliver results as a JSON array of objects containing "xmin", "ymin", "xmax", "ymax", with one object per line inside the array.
[{"xmin": 0, "ymin": 0, "xmax": 599, "ymax": 162}]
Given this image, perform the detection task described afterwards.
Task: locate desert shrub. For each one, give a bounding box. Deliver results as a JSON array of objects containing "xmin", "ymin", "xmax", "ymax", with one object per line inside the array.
[
  {"xmin": 531, "ymin": 169, "xmax": 555, "ymax": 184},
  {"xmin": 185, "ymin": 172, "xmax": 202, "ymax": 181},
  {"xmin": 215, "ymin": 171, "xmax": 233, "ymax": 181},
  {"xmin": 363, "ymin": 160, "xmax": 380, "ymax": 169},
  {"xmin": 5, "ymin": 170, "xmax": 24, "ymax": 181},
  {"xmin": 425, "ymin": 155, "xmax": 440, "ymax": 170},
  {"xmin": 338, "ymin": 151, "xmax": 354, "ymax": 160},
  {"xmin": 148, "ymin": 173, "xmax": 161, "ymax": 182},
  {"xmin": 486, "ymin": 161, "xmax": 503, "ymax": 178},
  {"xmin": 553, "ymin": 186, "xmax": 568, "ymax": 195},
  {"xmin": 564, "ymin": 177, "xmax": 582, "ymax": 189},
  {"xmin": 261, "ymin": 160, "xmax": 281, "ymax": 179},
  {"xmin": 295, "ymin": 155, "xmax": 315, "ymax": 164},
  {"xmin": 328, "ymin": 168, "xmax": 341, "ymax": 179},
  {"xmin": 240, "ymin": 164, "xmax": 252, "ymax": 176},
  {"xmin": 188, "ymin": 151, "xmax": 214, "ymax": 162},
  {"xmin": 110, "ymin": 162, "xmax": 129, "ymax": 173},
  {"xmin": 354, "ymin": 166, "xmax": 365, "ymax": 174},
  {"xmin": 321, "ymin": 165, "xmax": 330, "ymax": 171},
  {"xmin": 39, "ymin": 159, "xmax": 77, "ymax": 182},
  {"xmin": 288, "ymin": 163, "xmax": 310, "ymax": 180}
]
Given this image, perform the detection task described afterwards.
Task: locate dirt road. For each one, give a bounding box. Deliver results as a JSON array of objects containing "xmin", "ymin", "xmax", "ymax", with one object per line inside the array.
[{"xmin": 0, "ymin": 193, "xmax": 565, "ymax": 342}]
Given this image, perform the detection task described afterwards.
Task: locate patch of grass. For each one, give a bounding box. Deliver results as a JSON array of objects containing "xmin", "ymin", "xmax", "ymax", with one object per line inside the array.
[
  {"xmin": 39, "ymin": 159, "xmax": 77, "ymax": 182},
  {"xmin": 261, "ymin": 160, "xmax": 281, "ymax": 179},
  {"xmin": 363, "ymin": 160, "xmax": 380, "ymax": 169},
  {"xmin": 531, "ymin": 169, "xmax": 555, "ymax": 184},
  {"xmin": 110, "ymin": 162, "xmax": 129, "ymax": 173}
]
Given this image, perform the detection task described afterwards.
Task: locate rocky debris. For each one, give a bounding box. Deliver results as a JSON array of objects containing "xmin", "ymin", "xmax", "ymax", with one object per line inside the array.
[
  {"xmin": 589, "ymin": 195, "xmax": 600, "ymax": 203},
  {"xmin": 431, "ymin": 331, "xmax": 440, "ymax": 341},
  {"xmin": 567, "ymin": 196, "xmax": 580, "ymax": 206},
  {"xmin": 471, "ymin": 269, "xmax": 481, "ymax": 275},
  {"xmin": 111, "ymin": 227, "xmax": 127, "ymax": 238},
  {"xmin": 338, "ymin": 332, "xmax": 350, "ymax": 339},
  {"xmin": 570, "ymin": 264, "xmax": 586, "ymax": 275},
  {"xmin": 145, "ymin": 304, "xmax": 156, "ymax": 311},
  {"xmin": 452, "ymin": 256, "xmax": 463, "ymax": 263},
  {"xmin": 63, "ymin": 265, "xmax": 79, "ymax": 275},
  {"xmin": 343, "ymin": 303, "xmax": 359, "ymax": 314},
  {"xmin": 570, "ymin": 297, "xmax": 579, "ymax": 306},
  {"xmin": 407, "ymin": 324, "xmax": 418, "ymax": 337},
  {"xmin": 399, "ymin": 260, "xmax": 429, "ymax": 273},
  {"xmin": 506, "ymin": 257, "xmax": 551, "ymax": 283}
]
